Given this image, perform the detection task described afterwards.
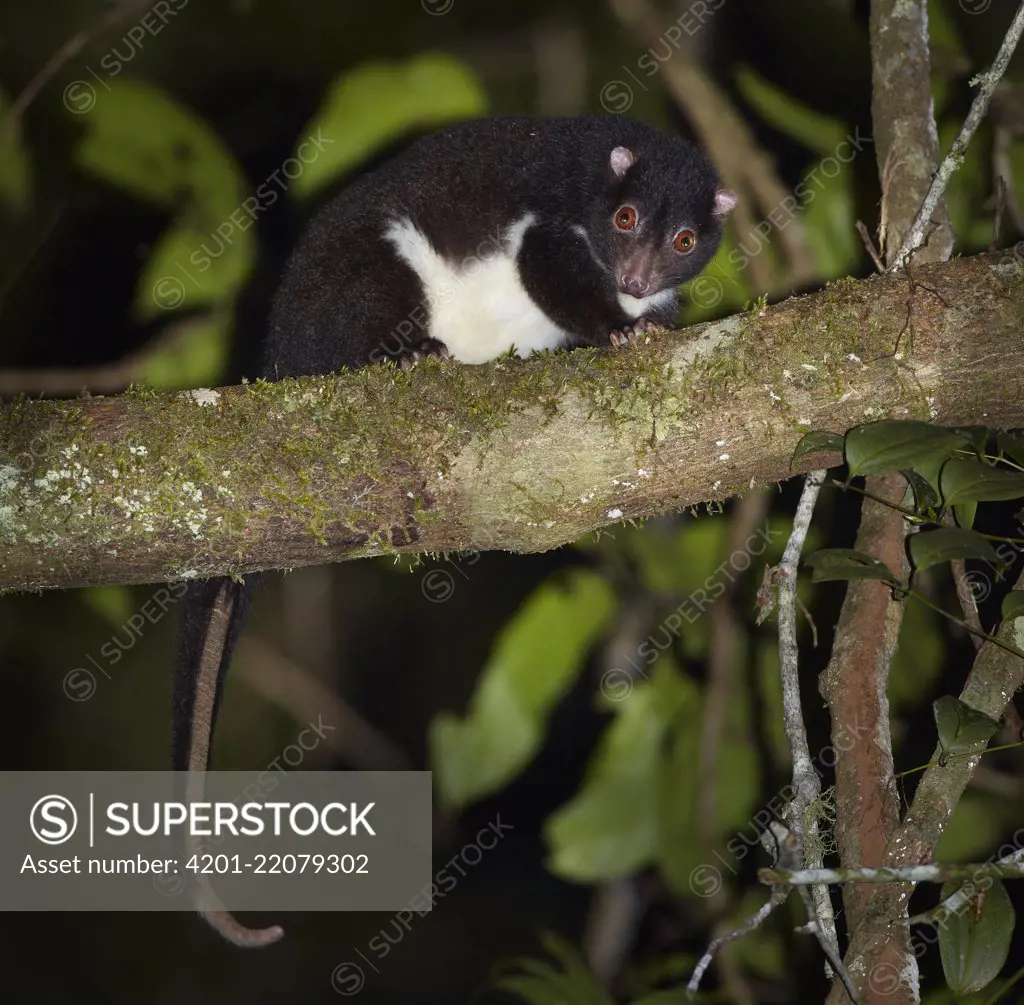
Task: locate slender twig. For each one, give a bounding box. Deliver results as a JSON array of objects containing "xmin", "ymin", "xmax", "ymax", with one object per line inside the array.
[
  {"xmin": 907, "ymin": 589, "xmax": 1024, "ymax": 663},
  {"xmin": 688, "ymin": 485, "xmax": 834, "ymax": 1002},
  {"xmin": 0, "ymin": 313, "xmax": 219, "ymax": 396},
  {"xmin": 905, "ymin": 849, "xmax": 1024, "ymax": 923},
  {"xmin": 991, "ymin": 175, "xmax": 1008, "ymax": 251},
  {"xmin": 796, "ymin": 883, "xmax": 859, "ymax": 1002},
  {"xmin": 687, "ymin": 888, "xmax": 789, "ymax": 997},
  {"xmin": 4, "ymin": 0, "xmax": 153, "ymax": 131},
  {"xmin": 777, "ymin": 469, "xmax": 838, "ymax": 954},
  {"xmin": 856, "ymin": 220, "xmax": 886, "ymax": 274},
  {"xmin": 770, "ymin": 820, "xmax": 860, "ymax": 1003},
  {"xmin": 235, "ymin": 637, "xmax": 413, "ymax": 771},
  {"xmin": 896, "ymin": 739, "xmax": 1024, "ymax": 781},
  {"xmin": 778, "ymin": 470, "xmax": 828, "ymax": 809},
  {"xmin": 945, "ymin": 509, "xmax": 985, "ymax": 651},
  {"xmin": 892, "ymin": 0, "xmax": 1024, "ymax": 269},
  {"xmin": 762, "ymin": 849, "xmax": 1024, "ymax": 886}
]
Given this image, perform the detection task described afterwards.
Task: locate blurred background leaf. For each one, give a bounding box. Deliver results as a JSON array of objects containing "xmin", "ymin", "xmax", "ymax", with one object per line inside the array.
[
  {"xmin": 290, "ymin": 53, "xmax": 488, "ymax": 202},
  {"xmin": 0, "ymin": 89, "xmax": 31, "ymax": 214},
  {"xmin": 430, "ymin": 567, "xmax": 616, "ymax": 809}
]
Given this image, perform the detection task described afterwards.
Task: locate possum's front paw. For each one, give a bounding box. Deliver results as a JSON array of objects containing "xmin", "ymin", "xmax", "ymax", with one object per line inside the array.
[
  {"xmin": 399, "ymin": 338, "xmax": 452, "ymax": 370},
  {"xmin": 608, "ymin": 317, "xmax": 660, "ymax": 348}
]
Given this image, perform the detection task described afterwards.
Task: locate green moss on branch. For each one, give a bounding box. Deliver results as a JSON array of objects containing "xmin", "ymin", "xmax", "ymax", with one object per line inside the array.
[{"xmin": 2, "ymin": 249, "xmax": 1022, "ymax": 592}]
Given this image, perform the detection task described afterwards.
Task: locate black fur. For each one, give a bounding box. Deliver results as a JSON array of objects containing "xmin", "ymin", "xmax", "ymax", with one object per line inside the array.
[
  {"xmin": 264, "ymin": 114, "xmax": 731, "ymax": 376},
  {"xmin": 174, "ymin": 114, "xmax": 733, "ymax": 775}
]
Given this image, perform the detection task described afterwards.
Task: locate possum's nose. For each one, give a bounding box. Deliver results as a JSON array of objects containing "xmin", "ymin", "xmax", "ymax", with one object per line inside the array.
[{"xmin": 619, "ymin": 274, "xmax": 650, "ymax": 298}]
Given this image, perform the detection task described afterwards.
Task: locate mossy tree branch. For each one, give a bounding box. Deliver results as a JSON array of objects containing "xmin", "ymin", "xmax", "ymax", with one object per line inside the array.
[{"xmin": 1, "ymin": 248, "xmax": 1023, "ymax": 593}]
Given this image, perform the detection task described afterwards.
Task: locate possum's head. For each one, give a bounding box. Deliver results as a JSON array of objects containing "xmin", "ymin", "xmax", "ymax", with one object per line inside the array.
[{"xmin": 589, "ymin": 142, "xmax": 736, "ymax": 301}]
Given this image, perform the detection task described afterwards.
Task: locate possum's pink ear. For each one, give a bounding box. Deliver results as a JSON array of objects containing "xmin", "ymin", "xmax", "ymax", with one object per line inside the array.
[
  {"xmin": 713, "ymin": 188, "xmax": 737, "ymax": 216},
  {"xmin": 610, "ymin": 146, "xmax": 635, "ymax": 177}
]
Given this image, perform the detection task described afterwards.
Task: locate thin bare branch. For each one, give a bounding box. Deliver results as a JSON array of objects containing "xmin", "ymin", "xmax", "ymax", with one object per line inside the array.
[
  {"xmin": 5, "ymin": 0, "xmax": 153, "ymax": 130},
  {"xmin": 777, "ymin": 469, "xmax": 838, "ymax": 956},
  {"xmin": 762, "ymin": 850, "xmax": 1024, "ymax": 886},
  {"xmin": 687, "ymin": 888, "xmax": 789, "ymax": 998}
]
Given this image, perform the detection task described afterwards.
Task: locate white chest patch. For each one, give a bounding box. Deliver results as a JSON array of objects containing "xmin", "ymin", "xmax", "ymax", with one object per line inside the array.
[
  {"xmin": 617, "ymin": 287, "xmax": 677, "ymax": 320},
  {"xmin": 382, "ymin": 213, "xmax": 572, "ymax": 364}
]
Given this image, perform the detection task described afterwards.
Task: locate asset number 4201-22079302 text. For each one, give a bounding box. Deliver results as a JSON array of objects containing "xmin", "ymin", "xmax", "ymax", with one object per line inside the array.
[{"xmin": 185, "ymin": 853, "xmax": 370, "ymax": 875}]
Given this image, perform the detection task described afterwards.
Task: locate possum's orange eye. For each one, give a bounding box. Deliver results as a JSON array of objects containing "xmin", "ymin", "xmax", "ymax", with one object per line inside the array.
[
  {"xmin": 674, "ymin": 229, "xmax": 697, "ymax": 253},
  {"xmin": 614, "ymin": 206, "xmax": 637, "ymax": 230}
]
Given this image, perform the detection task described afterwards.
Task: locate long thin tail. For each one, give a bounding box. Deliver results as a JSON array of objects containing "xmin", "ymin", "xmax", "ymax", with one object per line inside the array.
[{"xmin": 173, "ymin": 574, "xmax": 284, "ymax": 948}]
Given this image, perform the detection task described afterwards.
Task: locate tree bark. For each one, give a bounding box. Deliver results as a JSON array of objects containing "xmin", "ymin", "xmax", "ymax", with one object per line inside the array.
[
  {"xmin": 1, "ymin": 248, "xmax": 1022, "ymax": 593},
  {"xmin": 870, "ymin": 0, "xmax": 954, "ymax": 264},
  {"xmin": 821, "ymin": 4, "xmax": 955, "ymax": 1000}
]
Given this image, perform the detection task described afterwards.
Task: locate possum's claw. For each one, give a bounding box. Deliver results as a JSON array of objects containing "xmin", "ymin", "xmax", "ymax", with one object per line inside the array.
[{"xmin": 609, "ymin": 317, "xmax": 660, "ymax": 348}]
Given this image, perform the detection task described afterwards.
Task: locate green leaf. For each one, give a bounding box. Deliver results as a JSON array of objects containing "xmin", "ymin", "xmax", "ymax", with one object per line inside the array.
[
  {"xmin": 72, "ymin": 80, "xmax": 252, "ymax": 322},
  {"xmin": 940, "ymin": 458, "xmax": 1024, "ymax": 505},
  {"xmin": 679, "ymin": 228, "xmax": 757, "ymax": 325},
  {"xmin": 618, "ymin": 954, "xmax": 697, "ymax": 1000},
  {"xmin": 81, "ymin": 586, "xmax": 134, "ymax": 627},
  {"xmin": 800, "ymin": 154, "xmax": 859, "ymax": 278},
  {"xmin": 803, "ymin": 548, "xmax": 899, "ymax": 584},
  {"xmin": 926, "ymin": 0, "xmax": 968, "ymax": 66},
  {"xmin": 791, "ymin": 431, "xmax": 844, "ymax": 467},
  {"xmin": 544, "ymin": 661, "xmax": 696, "ymax": 882},
  {"xmin": 911, "ymin": 453, "xmax": 947, "ymax": 502},
  {"xmin": 844, "ymin": 420, "xmax": 968, "ymax": 477},
  {"xmin": 939, "ymin": 878, "xmax": 1014, "ymax": 996},
  {"xmin": 493, "ymin": 932, "xmax": 614, "ymax": 1005},
  {"xmin": 954, "ymin": 501, "xmax": 977, "ymax": 530},
  {"xmin": 733, "ymin": 65, "xmax": 847, "ymax": 156},
  {"xmin": 0, "ymin": 89, "xmax": 31, "ymax": 213},
  {"xmin": 536, "ymin": 932, "xmax": 611, "ymax": 1002},
  {"xmin": 657, "ymin": 643, "xmax": 760, "ymax": 897},
  {"xmin": 952, "ymin": 426, "xmax": 991, "ymax": 461},
  {"xmin": 138, "ymin": 311, "xmax": 233, "ymax": 389},
  {"xmin": 997, "ymin": 432, "xmax": 1024, "ymax": 468},
  {"xmin": 1002, "ymin": 591, "xmax": 1024, "ymax": 623},
  {"xmin": 134, "ymin": 217, "xmax": 254, "ymax": 322},
  {"xmin": 934, "ymin": 792, "xmax": 1016, "ymax": 862},
  {"xmin": 903, "ymin": 469, "xmax": 940, "ymax": 514},
  {"xmin": 74, "ymin": 79, "xmax": 246, "ymax": 217},
  {"xmin": 939, "ymin": 118, "xmax": 991, "ymax": 250},
  {"xmin": 619, "ymin": 517, "xmax": 730, "ymax": 597},
  {"xmin": 429, "ymin": 569, "xmax": 615, "ymax": 809},
  {"xmin": 291, "ymin": 53, "xmax": 487, "ymax": 201},
  {"xmin": 907, "ymin": 528, "xmax": 999, "ymax": 574},
  {"xmin": 933, "ymin": 695, "xmax": 1001, "ymax": 755}
]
